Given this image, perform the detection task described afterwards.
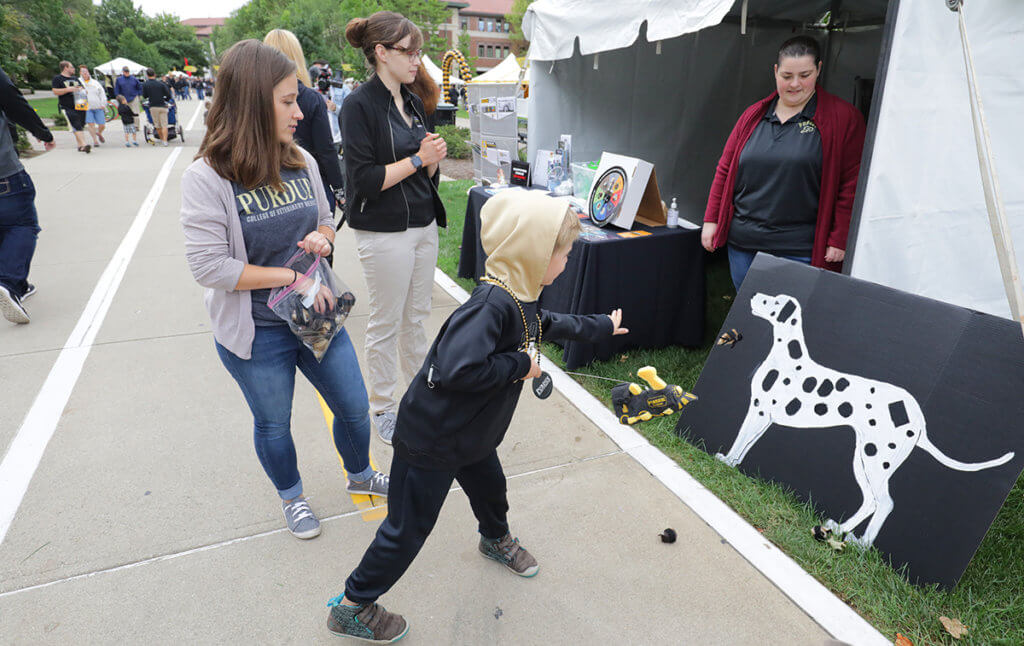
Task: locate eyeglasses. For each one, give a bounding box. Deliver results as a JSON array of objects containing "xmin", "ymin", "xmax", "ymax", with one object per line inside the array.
[{"xmin": 385, "ymin": 45, "xmax": 423, "ymax": 61}]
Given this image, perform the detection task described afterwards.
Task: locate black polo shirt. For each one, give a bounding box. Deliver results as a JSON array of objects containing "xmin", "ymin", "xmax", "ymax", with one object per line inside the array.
[
  {"xmin": 729, "ymin": 94, "xmax": 822, "ymax": 256},
  {"xmin": 388, "ymin": 99, "xmax": 434, "ymax": 228}
]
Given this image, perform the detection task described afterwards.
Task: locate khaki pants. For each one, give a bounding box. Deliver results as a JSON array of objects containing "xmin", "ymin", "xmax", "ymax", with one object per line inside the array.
[
  {"xmin": 150, "ymin": 106, "xmax": 169, "ymax": 129},
  {"xmin": 129, "ymin": 96, "xmax": 142, "ymax": 128},
  {"xmin": 354, "ymin": 222, "xmax": 438, "ymax": 415}
]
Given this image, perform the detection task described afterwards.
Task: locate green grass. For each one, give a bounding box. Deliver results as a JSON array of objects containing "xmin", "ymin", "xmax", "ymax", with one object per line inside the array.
[
  {"xmin": 27, "ymin": 95, "xmax": 58, "ymax": 117},
  {"xmin": 456, "ymin": 108, "xmax": 469, "ymax": 120},
  {"xmin": 435, "ymin": 180, "xmax": 1024, "ymax": 645}
]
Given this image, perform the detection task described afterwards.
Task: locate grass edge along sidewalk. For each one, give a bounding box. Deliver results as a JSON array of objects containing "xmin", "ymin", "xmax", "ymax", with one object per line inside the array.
[{"xmin": 436, "ymin": 179, "xmax": 1024, "ymax": 646}]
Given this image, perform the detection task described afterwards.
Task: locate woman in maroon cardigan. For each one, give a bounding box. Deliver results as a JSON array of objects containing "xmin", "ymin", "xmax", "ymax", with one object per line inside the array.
[{"xmin": 702, "ymin": 36, "xmax": 866, "ymax": 290}]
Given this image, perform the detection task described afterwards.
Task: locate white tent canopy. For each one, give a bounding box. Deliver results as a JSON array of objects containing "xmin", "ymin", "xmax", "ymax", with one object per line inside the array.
[
  {"xmin": 524, "ymin": 0, "xmax": 1024, "ymax": 319},
  {"xmin": 469, "ymin": 53, "xmax": 527, "ymax": 84},
  {"xmin": 93, "ymin": 57, "xmax": 147, "ymax": 76},
  {"xmin": 421, "ymin": 54, "xmax": 465, "ymax": 87}
]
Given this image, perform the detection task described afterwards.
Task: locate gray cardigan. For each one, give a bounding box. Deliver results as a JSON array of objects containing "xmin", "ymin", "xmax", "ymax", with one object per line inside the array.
[{"xmin": 180, "ymin": 148, "xmax": 333, "ymax": 359}]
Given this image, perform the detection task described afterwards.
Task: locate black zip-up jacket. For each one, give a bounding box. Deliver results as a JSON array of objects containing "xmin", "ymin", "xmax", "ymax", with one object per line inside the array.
[
  {"xmin": 294, "ymin": 82, "xmax": 343, "ymax": 194},
  {"xmin": 393, "ymin": 284, "xmax": 613, "ymax": 470},
  {"xmin": 340, "ymin": 75, "xmax": 446, "ymax": 232}
]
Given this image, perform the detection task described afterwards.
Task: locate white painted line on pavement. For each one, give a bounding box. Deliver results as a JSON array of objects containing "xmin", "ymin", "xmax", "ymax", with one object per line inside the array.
[
  {"xmin": 0, "ymin": 147, "xmax": 184, "ymax": 545},
  {"xmin": 432, "ymin": 267, "xmax": 890, "ymax": 646},
  {"xmin": 185, "ymin": 100, "xmax": 203, "ymax": 131}
]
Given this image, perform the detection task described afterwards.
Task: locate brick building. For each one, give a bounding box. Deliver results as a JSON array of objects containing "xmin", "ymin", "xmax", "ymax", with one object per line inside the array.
[{"xmin": 438, "ymin": 0, "xmax": 514, "ymax": 72}]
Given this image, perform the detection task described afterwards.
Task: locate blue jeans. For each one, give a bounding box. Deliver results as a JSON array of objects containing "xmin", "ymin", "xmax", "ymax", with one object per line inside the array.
[
  {"xmin": 727, "ymin": 246, "xmax": 811, "ymax": 291},
  {"xmin": 216, "ymin": 325, "xmax": 374, "ymax": 500},
  {"xmin": 0, "ymin": 170, "xmax": 40, "ymax": 298}
]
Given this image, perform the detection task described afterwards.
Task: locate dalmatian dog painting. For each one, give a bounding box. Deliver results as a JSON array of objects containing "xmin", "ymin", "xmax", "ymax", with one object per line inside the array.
[{"xmin": 715, "ymin": 293, "xmax": 1016, "ymax": 548}]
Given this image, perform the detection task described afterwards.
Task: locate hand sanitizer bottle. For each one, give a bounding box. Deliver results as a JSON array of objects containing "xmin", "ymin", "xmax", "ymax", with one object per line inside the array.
[{"xmin": 667, "ymin": 198, "xmax": 679, "ymax": 228}]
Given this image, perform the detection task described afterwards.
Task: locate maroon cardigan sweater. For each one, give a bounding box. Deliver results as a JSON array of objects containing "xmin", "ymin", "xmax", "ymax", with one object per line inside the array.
[{"xmin": 703, "ymin": 86, "xmax": 866, "ymax": 271}]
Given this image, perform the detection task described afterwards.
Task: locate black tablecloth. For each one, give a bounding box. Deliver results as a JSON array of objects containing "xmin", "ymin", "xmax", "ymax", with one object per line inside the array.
[{"xmin": 458, "ymin": 186, "xmax": 705, "ymax": 369}]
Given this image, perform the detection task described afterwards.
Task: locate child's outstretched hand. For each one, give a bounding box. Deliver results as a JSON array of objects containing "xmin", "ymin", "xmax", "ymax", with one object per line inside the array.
[{"xmin": 608, "ymin": 308, "xmax": 629, "ymax": 335}]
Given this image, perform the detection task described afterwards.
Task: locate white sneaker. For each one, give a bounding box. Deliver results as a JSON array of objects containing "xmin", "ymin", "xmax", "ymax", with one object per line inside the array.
[
  {"xmin": 374, "ymin": 412, "xmax": 397, "ymax": 445},
  {"xmin": 0, "ymin": 285, "xmax": 29, "ymax": 324}
]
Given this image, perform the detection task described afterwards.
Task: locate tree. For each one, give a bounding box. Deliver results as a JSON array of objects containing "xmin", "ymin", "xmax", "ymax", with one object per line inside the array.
[
  {"xmin": 213, "ymin": 0, "xmax": 453, "ymax": 81},
  {"xmin": 116, "ymin": 27, "xmax": 161, "ymax": 70},
  {"xmin": 95, "ymin": 0, "xmax": 145, "ymax": 55},
  {"xmin": 505, "ymin": 0, "xmax": 534, "ymax": 56}
]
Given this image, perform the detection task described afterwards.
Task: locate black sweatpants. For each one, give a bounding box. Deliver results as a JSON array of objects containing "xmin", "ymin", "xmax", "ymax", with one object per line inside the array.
[{"xmin": 344, "ymin": 450, "xmax": 510, "ymax": 603}]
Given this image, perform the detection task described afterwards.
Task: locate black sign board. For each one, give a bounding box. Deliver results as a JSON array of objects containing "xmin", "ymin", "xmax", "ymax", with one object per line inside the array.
[{"xmin": 676, "ymin": 254, "xmax": 1024, "ymax": 588}]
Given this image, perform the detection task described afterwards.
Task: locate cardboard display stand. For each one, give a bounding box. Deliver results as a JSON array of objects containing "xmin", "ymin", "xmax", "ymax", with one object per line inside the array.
[
  {"xmin": 468, "ymin": 83, "xmax": 518, "ymax": 183},
  {"xmin": 588, "ymin": 153, "xmax": 664, "ymax": 229},
  {"xmin": 676, "ymin": 254, "xmax": 1024, "ymax": 588}
]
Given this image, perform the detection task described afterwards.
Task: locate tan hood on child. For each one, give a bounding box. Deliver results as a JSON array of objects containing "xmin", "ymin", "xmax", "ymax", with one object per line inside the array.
[{"xmin": 480, "ymin": 190, "xmax": 570, "ymax": 302}]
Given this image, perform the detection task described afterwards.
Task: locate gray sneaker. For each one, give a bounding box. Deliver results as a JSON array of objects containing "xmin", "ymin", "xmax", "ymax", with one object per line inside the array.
[
  {"xmin": 0, "ymin": 285, "xmax": 29, "ymax": 324},
  {"xmin": 327, "ymin": 597, "xmax": 408, "ymax": 643},
  {"xmin": 374, "ymin": 412, "xmax": 397, "ymax": 445},
  {"xmin": 282, "ymin": 497, "xmax": 321, "ymax": 539},
  {"xmin": 479, "ymin": 533, "xmax": 539, "ymax": 577},
  {"xmin": 347, "ymin": 471, "xmax": 389, "ymax": 497}
]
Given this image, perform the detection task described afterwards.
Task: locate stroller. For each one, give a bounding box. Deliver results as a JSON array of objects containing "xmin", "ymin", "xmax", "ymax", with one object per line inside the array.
[{"xmin": 142, "ymin": 100, "xmax": 185, "ymax": 144}]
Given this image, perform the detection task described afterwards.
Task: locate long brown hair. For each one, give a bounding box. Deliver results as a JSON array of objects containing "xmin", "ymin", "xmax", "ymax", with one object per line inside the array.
[
  {"xmin": 197, "ymin": 39, "xmax": 305, "ymax": 191},
  {"xmin": 345, "ymin": 11, "xmax": 423, "ymax": 70},
  {"xmin": 407, "ymin": 65, "xmax": 438, "ymax": 115}
]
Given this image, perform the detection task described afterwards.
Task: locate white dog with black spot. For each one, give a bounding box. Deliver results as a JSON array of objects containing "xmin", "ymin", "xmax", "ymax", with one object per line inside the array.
[{"xmin": 715, "ymin": 293, "xmax": 1015, "ymax": 548}]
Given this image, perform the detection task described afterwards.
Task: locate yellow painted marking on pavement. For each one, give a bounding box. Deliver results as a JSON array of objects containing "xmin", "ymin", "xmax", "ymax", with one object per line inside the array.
[{"xmin": 317, "ymin": 394, "xmax": 387, "ymax": 521}]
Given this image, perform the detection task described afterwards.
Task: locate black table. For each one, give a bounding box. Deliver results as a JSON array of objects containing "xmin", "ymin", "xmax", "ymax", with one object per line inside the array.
[{"xmin": 458, "ymin": 186, "xmax": 705, "ymax": 369}]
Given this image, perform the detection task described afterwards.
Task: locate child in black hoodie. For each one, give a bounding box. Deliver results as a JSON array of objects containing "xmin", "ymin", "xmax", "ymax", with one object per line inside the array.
[
  {"xmin": 326, "ymin": 190, "xmax": 628, "ymax": 642},
  {"xmin": 115, "ymin": 94, "xmax": 138, "ymax": 147}
]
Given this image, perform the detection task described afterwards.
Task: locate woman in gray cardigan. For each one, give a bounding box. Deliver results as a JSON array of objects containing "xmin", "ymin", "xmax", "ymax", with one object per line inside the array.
[{"xmin": 180, "ymin": 40, "xmax": 387, "ymax": 540}]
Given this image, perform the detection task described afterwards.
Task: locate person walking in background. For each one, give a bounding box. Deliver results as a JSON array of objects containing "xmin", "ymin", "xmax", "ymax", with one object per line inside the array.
[
  {"xmin": 180, "ymin": 39, "xmax": 388, "ymax": 540},
  {"xmin": 116, "ymin": 95, "xmax": 139, "ymax": 147},
  {"xmin": 0, "ymin": 65, "xmax": 54, "ymax": 324},
  {"xmin": 264, "ymin": 29, "xmax": 345, "ymax": 216},
  {"xmin": 50, "ymin": 61, "xmax": 90, "ymax": 153},
  {"xmin": 341, "ymin": 11, "xmax": 447, "ymax": 444},
  {"xmin": 78, "ymin": 66, "xmax": 107, "ymax": 148},
  {"xmin": 702, "ymin": 36, "xmax": 866, "ymax": 290},
  {"xmin": 195, "ymin": 77, "xmax": 205, "ymax": 101},
  {"xmin": 114, "ymin": 67, "xmax": 143, "ymax": 131},
  {"xmin": 142, "ymin": 68, "xmax": 172, "ymax": 147}
]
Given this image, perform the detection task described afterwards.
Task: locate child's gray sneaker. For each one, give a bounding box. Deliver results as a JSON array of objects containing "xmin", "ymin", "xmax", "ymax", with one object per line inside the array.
[
  {"xmin": 327, "ymin": 597, "xmax": 408, "ymax": 643},
  {"xmin": 346, "ymin": 472, "xmax": 389, "ymax": 497},
  {"xmin": 479, "ymin": 533, "xmax": 539, "ymax": 577},
  {"xmin": 374, "ymin": 412, "xmax": 396, "ymax": 445},
  {"xmin": 282, "ymin": 497, "xmax": 321, "ymax": 539}
]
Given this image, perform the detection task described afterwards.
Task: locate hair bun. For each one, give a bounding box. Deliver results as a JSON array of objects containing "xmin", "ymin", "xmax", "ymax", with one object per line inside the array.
[{"xmin": 345, "ymin": 18, "xmax": 369, "ymax": 48}]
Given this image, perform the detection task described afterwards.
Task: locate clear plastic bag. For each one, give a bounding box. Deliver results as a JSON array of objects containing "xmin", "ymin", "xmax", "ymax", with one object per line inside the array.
[{"xmin": 268, "ymin": 250, "xmax": 356, "ymax": 362}]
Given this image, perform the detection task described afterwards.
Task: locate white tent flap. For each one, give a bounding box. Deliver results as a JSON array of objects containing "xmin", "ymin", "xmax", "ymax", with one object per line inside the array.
[
  {"xmin": 523, "ymin": 0, "xmax": 734, "ymax": 61},
  {"xmin": 848, "ymin": 0, "xmax": 1024, "ymax": 318}
]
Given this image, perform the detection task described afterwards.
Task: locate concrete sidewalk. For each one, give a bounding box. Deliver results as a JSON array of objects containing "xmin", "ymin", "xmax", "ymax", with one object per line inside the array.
[{"xmin": 0, "ymin": 101, "xmax": 830, "ymax": 644}]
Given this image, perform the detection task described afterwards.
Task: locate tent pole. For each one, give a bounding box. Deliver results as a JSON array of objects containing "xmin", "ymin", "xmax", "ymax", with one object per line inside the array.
[
  {"xmin": 820, "ymin": 0, "xmax": 843, "ymax": 88},
  {"xmin": 950, "ymin": 0, "xmax": 1024, "ymax": 336}
]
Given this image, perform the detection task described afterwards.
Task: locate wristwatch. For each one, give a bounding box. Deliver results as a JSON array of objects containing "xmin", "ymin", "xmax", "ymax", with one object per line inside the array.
[{"xmin": 410, "ymin": 154, "xmax": 423, "ymax": 170}]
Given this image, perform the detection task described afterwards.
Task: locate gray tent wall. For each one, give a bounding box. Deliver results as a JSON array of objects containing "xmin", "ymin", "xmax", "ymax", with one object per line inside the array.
[
  {"xmin": 845, "ymin": 0, "xmax": 1024, "ymax": 319},
  {"xmin": 527, "ymin": 4, "xmax": 885, "ymax": 225}
]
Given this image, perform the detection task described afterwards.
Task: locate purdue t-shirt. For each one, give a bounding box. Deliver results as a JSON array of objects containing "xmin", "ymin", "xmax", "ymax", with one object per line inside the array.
[{"xmin": 232, "ymin": 168, "xmax": 319, "ymax": 325}]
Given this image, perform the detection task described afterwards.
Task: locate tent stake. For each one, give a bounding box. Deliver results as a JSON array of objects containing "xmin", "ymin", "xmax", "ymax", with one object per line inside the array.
[
  {"xmin": 741, "ymin": 0, "xmax": 748, "ymax": 34},
  {"xmin": 951, "ymin": 0, "xmax": 1024, "ymax": 336}
]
